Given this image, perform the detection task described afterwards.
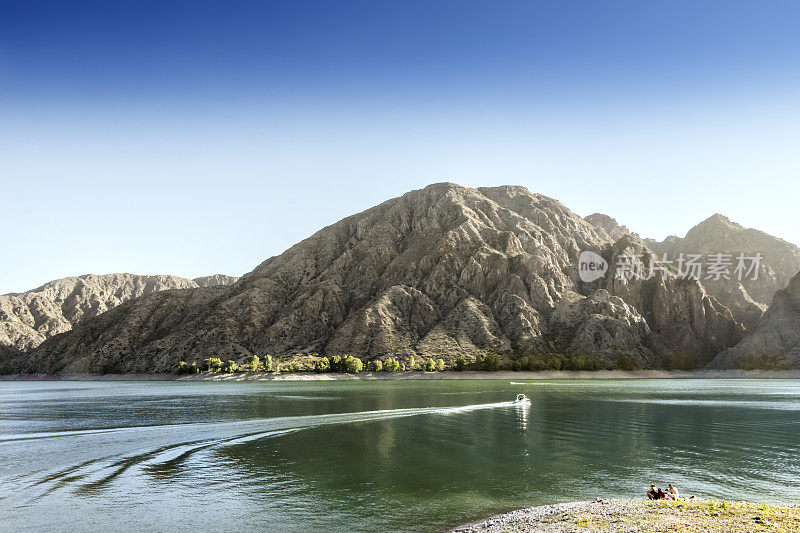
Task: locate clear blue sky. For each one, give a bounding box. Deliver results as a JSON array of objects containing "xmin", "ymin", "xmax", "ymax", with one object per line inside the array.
[{"xmin": 2, "ymin": 0, "xmax": 799, "ymax": 293}]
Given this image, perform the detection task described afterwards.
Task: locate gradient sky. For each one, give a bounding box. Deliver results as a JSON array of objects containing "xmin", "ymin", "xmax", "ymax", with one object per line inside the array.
[{"xmin": 2, "ymin": 0, "xmax": 800, "ymax": 294}]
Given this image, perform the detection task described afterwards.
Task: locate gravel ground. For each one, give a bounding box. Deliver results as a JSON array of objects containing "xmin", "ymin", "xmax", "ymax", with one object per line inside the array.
[{"xmin": 451, "ymin": 499, "xmax": 800, "ymax": 532}]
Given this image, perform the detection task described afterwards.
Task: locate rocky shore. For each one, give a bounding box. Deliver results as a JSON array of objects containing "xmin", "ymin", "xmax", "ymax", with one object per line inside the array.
[{"xmin": 452, "ymin": 499, "xmax": 800, "ymax": 532}]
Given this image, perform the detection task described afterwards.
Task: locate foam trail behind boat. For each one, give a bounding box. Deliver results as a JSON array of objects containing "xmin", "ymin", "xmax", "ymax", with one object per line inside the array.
[{"xmin": 3, "ymin": 400, "xmax": 515, "ymax": 503}]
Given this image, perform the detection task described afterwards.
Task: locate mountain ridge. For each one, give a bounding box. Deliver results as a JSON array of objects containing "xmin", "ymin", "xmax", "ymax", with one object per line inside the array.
[
  {"xmin": 0, "ymin": 273, "xmax": 238, "ymax": 352},
  {"xmin": 642, "ymin": 214, "xmax": 800, "ymax": 329},
  {"xmin": 3, "ymin": 183, "xmax": 798, "ymax": 373}
]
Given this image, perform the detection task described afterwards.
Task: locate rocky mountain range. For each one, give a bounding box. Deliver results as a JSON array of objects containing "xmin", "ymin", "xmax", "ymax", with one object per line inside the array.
[
  {"xmin": 1, "ymin": 183, "xmax": 798, "ymax": 373},
  {"xmin": 644, "ymin": 214, "xmax": 800, "ymax": 330},
  {"xmin": 711, "ymin": 270, "xmax": 800, "ymax": 370},
  {"xmin": 0, "ymin": 273, "xmax": 238, "ymax": 352}
]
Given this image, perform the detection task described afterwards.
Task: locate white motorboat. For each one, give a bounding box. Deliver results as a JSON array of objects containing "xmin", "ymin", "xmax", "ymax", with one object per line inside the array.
[{"xmin": 514, "ymin": 393, "xmax": 531, "ymax": 405}]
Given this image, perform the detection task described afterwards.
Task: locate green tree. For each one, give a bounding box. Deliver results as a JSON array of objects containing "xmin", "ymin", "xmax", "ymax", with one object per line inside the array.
[
  {"xmin": 201, "ymin": 357, "xmax": 223, "ymax": 372},
  {"xmin": 247, "ymin": 354, "xmax": 260, "ymax": 372},
  {"xmin": 425, "ymin": 358, "xmax": 437, "ymax": 372},
  {"xmin": 288, "ymin": 361, "xmax": 301, "ymax": 372},
  {"xmin": 522, "ymin": 356, "xmax": 546, "ymax": 371},
  {"xmin": 408, "ymin": 356, "xmax": 417, "ymax": 371},
  {"xmin": 367, "ymin": 359, "xmax": 383, "ymax": 372},
  {"xmin": 436, "ymin": 358, "xmax": 445, "ymax": 371},
  {"xmin": 222, "ymin": 360, "xmax": 238, "ymax": 373},
  {"xmin": 478, "ymin": 354, "xmax": 500, "ymax": 371},
  {"xmin": 176, "ymin": 361, "xmax": 190, "ymax": 374},
  {"xmin": 315, "ymin": 357, "xmax": 331, "ymax": 373},
  {"xmin": 262, "ymin": 354, "xmax": 274, "ymax": 372},
  {"xmin": 383, "ymin": 357, "xmax": 400, "ymax": 372},
  {"xmin": 330, "ymin": 355, "xmax": 343, "ymax": 372},
  {"xmin": 343, "ymin": 355, "xmax": 363, "ymax": 373},
  {"xmin": 454, "ymin": 357, "xmax": 466, "ymax": 371}
]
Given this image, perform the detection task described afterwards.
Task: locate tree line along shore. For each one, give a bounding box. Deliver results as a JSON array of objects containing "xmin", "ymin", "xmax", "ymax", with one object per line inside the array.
[
  {"xmin": 174, "ymin": 352, "xmax": 635, "ymax": 376},
  {"xmin": 173, "ymin": 351, "xmax": 800, "ymax": 377},
  {"xmin": 179, "ymin": 353, "xmax": 458, "ymax": 375}
]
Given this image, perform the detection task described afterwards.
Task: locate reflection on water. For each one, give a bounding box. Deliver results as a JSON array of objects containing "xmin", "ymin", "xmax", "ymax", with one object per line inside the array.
[
  {"xmin": 1, "ymin": 379, "xmax": 799, "ymax": 532},
  {"xmin": 515, "ymin": 402, "xmax": 530, "ymax": 429}
]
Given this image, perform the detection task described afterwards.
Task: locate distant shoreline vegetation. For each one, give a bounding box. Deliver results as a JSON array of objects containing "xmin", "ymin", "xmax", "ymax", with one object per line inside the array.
[
  {"xmin": 174, "ymin": 352, "xmax": 704, "ymax": 375},
  {"xmin": 177, "ymin": 354, "xmax": 449, "ymax": 375}
]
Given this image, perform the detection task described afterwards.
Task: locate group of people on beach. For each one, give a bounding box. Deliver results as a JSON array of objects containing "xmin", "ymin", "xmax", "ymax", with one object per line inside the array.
[{"xmin": 646, "ymin": 483, "xmax": 680, "ymax": 500}]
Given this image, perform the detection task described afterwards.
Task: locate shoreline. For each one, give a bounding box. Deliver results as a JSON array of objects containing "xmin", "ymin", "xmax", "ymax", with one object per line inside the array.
[
  {"xmin": 2, "ymin": 369, "xmax": 800, "ymax": 381},
  {"xmin": 451, "ymin": 498, "xmax": 800, "ymax": 532}
]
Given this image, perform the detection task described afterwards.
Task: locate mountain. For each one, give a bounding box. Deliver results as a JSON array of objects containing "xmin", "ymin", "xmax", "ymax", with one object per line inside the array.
[
  {"xmin": 193, "ymin": 275, "xmax": 240, "ymax": 287},
  {"xmin": 644, "ymin": 214, "xmax": 800, "ymax": 329},
  {"xmin": 597, "ymin": 233, "xmax": 744, "ymax": 365},
  {"xmin": 584, "ymin": 213, "xmax": 630, "ymax": 241},
  {"xmin": 5, "ymin": 183, "xmax": 745, "ymax": 374},
  {"xmin": 711, "ymin": 271, "xmax": 800, "ymax": 369},
  {"xmin": 0, "ymin": 273, "xmax": 238, "ymax": 352}
]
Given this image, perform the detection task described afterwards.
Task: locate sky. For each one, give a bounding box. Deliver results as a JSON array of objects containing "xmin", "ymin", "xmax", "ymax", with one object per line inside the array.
[{"xmin": 2, "ymin": 0, "xmax": 800, "ymax": 294}]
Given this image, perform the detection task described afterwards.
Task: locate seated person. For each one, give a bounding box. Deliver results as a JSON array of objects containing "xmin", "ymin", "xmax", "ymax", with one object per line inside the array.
[{"xmin": 668, "ymin": 484, "xmax": 680, "ymax": 500}]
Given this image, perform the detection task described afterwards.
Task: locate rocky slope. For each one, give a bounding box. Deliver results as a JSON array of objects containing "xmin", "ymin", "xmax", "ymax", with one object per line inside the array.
[
  {"xmin": 0, "ymin": 273, "xmax": 238, "ymax": 352},
  {"xmin": 712, "ymin": 271, "xmax": 800, "ymax": 369},
  {"xmin": 5, "ymin": 183, "xmax": 746, "ymax": 374},
  {"xmin": 0, "ymin": 343, "xmax": 18, "ymax": 363},
  {"xmin": 584, "ymin": 213, "xmax": 630, "ymax": 241},
  {"xmin": 595, "ymin": 234, "xmax": 744, "ymax": 366},
  {"xmin": 644, "ymin": 214, "xmax": 800, "ymax": 329},
  {"xmin": 193, "ymin": 274, "xmax": 239, "ymax": 287}
]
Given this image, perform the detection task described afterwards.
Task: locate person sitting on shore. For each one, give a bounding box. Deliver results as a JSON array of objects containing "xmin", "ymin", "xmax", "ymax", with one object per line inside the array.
[
  {"xmin": 646, "ymin": 484, "xmax": 669, "ymax": 500},
  {"xmin": 668, "ymin": 484, "xmax": 680, "ymax": 500}
]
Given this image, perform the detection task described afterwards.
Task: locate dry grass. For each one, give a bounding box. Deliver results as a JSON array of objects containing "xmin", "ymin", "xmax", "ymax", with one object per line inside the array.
[
  {"xmin": 454, "ymin": 499, "xmax": 800, "ymax": 532},
  {"xmin": 640, "ymin": 500, "xmax": 800, "ymax": 532}
]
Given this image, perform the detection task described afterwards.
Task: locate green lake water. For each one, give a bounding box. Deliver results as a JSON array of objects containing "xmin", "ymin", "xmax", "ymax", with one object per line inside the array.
[{"xmin": 1, "ymin": 379, "xmax": 798, "ymax": 532}]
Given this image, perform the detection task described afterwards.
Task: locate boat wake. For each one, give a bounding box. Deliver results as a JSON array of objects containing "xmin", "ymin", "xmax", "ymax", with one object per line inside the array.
[{"xmin": 1, "ymin": 400, "xmax": 514, "ymax": 504}]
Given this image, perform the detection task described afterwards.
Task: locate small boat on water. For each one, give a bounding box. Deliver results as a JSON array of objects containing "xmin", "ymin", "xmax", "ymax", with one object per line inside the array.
[{"xmin": 514, "ymin": 393, "xmax": 531, "ymax": 405}]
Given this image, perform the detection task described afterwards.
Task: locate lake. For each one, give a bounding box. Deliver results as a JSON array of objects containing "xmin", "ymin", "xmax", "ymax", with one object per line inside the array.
[{"xmin": 1, "ymin": 379, "xmax": 799, "ymax": 532}]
